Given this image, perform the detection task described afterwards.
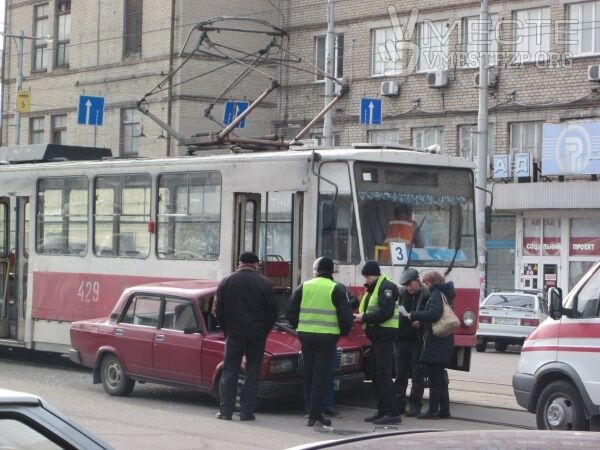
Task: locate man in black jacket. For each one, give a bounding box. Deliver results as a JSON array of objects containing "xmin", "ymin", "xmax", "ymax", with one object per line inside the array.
[
  {"xmin": 394, "ymin": 268, "xmax": 429, "ymax": 417},
  {"xmin": 286, "ymin": 257, "xmax": 353, "ymax": 427},
  {"xmin": 354, "ymin": 260, "xmax": 401, "ymax": 425},
  {"xmin": 215, "ymin": 252, "xmax": 279, "ymax": 421}
]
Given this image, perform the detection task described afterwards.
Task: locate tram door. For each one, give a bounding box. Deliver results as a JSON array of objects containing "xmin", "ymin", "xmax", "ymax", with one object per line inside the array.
[
  {"xmin": 233, "ymin": 193, "xmax": 261, "ymax": 269},
  {"xmin": 0, "ymin": 196, "xmax": 29, "ymax": 341}
]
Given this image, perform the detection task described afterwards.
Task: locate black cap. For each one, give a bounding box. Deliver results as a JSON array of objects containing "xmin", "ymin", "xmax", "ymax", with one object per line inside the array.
[
  {"xmin": 361, "ymin": 260, "xmax": 381, "ymax": 276},
  {"xmin": 239, "ymin": 252, "xmax": 259, "ymax": 264},
  {"xmin": 313, "ymin": 256, "xmax": 334, "ymax": 275},
  {"xmin": 399, "ymin": 268, "xmax": 419, "ymax": 286}
]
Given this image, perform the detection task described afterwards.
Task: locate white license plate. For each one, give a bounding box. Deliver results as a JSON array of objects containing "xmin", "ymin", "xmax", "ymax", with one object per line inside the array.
[{"xmin": 495, "ymin": 318, "xmax": 519, "ymax": 325}]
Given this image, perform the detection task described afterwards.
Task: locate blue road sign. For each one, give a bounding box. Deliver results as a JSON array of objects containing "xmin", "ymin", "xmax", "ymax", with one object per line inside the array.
[
  {"xmin": 77, "ymin": 96, "xmax": 105, "ymax": 126},
  {"xmin": 360, "ymin": 97, "xmax": 382, "ymax": 125},
  {"xmin": 223, "ymin": 100, "xmax": 249, "ymax": 129}
]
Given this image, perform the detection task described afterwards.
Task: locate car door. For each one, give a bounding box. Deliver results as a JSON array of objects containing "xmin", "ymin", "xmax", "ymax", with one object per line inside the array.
[
  {"xmin": 113, "ymin": 294, "xmax": 161, "ymax": 377},
  {"xmin": 153, "ymin": 297, "xmax": 203, "ymax": 385},
  {"xmin": 558, "ymin": 265, "xmax": 600, "ymax": 405}
]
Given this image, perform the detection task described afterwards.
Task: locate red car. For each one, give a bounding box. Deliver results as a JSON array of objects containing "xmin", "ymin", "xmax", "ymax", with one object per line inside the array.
[{"xmin": 69, "ymin": 280, "xmax": 364, "ymax": 401}]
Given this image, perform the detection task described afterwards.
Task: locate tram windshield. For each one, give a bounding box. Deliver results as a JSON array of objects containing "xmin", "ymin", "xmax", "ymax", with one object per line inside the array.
[{"xmin": 354, "ymin": 162, "xmax": 476, "ymax": 267}]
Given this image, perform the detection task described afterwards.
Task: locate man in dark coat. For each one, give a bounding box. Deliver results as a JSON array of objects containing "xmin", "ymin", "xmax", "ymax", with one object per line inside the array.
[
  {"xmin": 215, "ymin": 252, "xmax": 279, "ymax": 421},
  {"xmin": 394, "ymin": 268, "xmax": 429, "ymax": 417},
  {"xmin": 354, "ymin": 260, "xmax": 401, "ymax": 425},
  {"xmin": 286, "ymin": 257, "xmax": 353, "ymax": 427}
]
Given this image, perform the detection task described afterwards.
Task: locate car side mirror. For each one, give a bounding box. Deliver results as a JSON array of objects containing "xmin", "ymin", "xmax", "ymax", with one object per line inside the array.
[
  {"xmin": 183, "ymin": 326, "xmax": 202, "ymax": 335},
  {"xmin": 548, "ymin": 287, "xmax": 564, "ymax": 320}
]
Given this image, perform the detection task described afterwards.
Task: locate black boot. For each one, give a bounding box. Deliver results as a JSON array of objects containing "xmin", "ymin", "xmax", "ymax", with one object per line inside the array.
[
  {"xmin": 439, "ymin": 385, "xmax": 451, "ymax": 418},
  {"xmin": 418, "ymin": 388, "xmax": 440, "ymax": 419}
]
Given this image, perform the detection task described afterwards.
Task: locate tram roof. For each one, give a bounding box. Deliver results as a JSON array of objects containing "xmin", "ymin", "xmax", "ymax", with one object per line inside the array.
[
  {"xmin": 0, "ymin": 146, "xmax": 475, "ymax": 173},
  {"xmin": 0, "ymin": 144, "xmax": 111, "ymax": 164}
]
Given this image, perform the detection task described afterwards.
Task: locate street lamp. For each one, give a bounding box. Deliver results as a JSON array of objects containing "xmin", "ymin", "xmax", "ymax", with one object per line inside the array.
[{"xmin": 2, "ymin": 31, "xmax": 52, "ymax": 145}]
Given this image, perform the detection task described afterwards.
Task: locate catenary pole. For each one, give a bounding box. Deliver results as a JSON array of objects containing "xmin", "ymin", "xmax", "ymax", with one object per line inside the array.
[
  {"xmin": 322, "ymin": 0, "xmax": 335, "ymax": 148},
  {"xmin": 476, "ymin": 0, "xmax": 489, "ymax": 301}
]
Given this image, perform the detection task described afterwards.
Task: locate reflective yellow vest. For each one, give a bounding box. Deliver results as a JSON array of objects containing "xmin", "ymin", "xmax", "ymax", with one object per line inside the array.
[
  {"xmin": 297, "ymin": 277, "xmax": 340, "ymax": 335},
  {"xmin": 359, "ymin": 275, "xmax": 400, "ymax": 329}
]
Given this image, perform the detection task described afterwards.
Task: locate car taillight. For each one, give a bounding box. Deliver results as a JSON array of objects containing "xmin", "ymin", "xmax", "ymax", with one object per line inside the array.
[
  {"xmin": 521, "ymin": 318, "xmax": 539, "ymax": 327},
  {"xmin": 479, "ymin": 315, "xmax": 492, "ymax": 324}
]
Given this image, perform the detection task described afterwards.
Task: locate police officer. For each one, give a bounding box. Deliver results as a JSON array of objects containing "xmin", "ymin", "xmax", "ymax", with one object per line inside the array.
[
  {"xmin": 394, "ymin": 268, "xmax": 429, "ymax": 417},
  {"xmin": 354, "ymin": 260, "xmax": 401, "ymax": 425},
  {"xmin": 215, "ymin": 252, "xmax": 279, "ymax": 421},
  {"xmin": 286, "ymin": 257, "xmax": 353, "ymax": 427}
]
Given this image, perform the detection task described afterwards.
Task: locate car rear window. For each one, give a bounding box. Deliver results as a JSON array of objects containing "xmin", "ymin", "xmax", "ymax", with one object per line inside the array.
[{"xmin": 484, "ymin": 294, "xmax": 535, "ymax": 309}]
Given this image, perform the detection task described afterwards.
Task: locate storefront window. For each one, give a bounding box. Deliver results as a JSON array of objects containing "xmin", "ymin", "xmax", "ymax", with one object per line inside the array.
[
  {"xmin": 523, "ymin": 219, "xmax": 541, "ymax": 256},
  {"xmin": 542, "ymin": 218, "xmax": 560, "ymax": 256},
  {"xmin": 570, "ymin": 218, "xmax": 600, "ymax": 257},
  {"xmin": 569, "ymin": 261, "xmax": 597, "ymax": 291}
]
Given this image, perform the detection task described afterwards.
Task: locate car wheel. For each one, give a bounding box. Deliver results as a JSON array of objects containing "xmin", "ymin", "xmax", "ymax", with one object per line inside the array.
[
  {"xmin": 475, "ymin": 340, "xmax": 487, "ymax": 352},
  {"xmin": 494, "ymin": 342, "xmax": 508, "ymax": 353},
  {"xmin": 536, "ymin": 380, "xmax": 588, "ymax": 431},
  {"xmin": 100, "ymin": 354, "xmax": 135, "ymax": 397}
]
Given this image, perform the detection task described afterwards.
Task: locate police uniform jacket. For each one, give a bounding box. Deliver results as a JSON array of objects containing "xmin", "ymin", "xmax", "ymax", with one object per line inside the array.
[
  {"xmin": 361, "ymin": 278, "xmax": 399, "ymax": 342},
  {"xmin": 285, "ymin": 274, "xmax": 353, "ymax": 336}
]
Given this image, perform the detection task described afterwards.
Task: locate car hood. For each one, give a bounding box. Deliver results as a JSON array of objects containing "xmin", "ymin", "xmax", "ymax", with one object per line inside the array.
[{"xmin": 264, "ymin": 329, "xmax": 302, "ymax": 354}]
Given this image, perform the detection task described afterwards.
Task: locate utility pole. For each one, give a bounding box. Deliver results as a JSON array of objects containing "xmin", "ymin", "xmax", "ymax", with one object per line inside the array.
[
  {"xmin": 322, "ymin": 0, "xmax": 335, "ymax": 148},
  {"xmin": 14, "ymin": 31, "xmax": 24, "ymax": 145},
  {"xmin": 476, "ymin": 0, "xmax": 489, "ymax": 301}
]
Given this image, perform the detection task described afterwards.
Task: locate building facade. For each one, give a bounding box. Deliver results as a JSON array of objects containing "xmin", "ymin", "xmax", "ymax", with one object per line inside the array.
[
  {"xmin": 279, "ymin": 0, "xmax": 600, "ymax": 293},
  {"xmin": 1, "ymin": 0, "xmax": 286, "ymax": 157}
]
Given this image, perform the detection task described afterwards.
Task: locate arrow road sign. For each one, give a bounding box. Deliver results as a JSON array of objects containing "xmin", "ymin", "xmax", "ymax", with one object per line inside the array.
[
  {"xmin": 77, "ymin": 95, "xmax": 105, "ymax": 126},
  {"xmin": 360, "ymin": 97, "xmax": 382, "ymax": 125},
  {"xmin": 223, "ymin": 100, "xmax": 249, "ymax": 129}
]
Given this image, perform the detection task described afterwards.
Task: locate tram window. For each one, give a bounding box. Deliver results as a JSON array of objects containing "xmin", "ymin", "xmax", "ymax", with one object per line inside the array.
[
  {"xmin": 94, "ymin": 174, "xmax": 151, "ymax": 258},
  {"xmin": 157, "ymin": 171, "xmax": 221, "ymax": 261},
  {"xmin": 36, "ymin": 176, "xmax": 88, "ymax": 256},
  {"xmin": 317, "ymin": 194, "xmax": 360, "ymax": 264}
]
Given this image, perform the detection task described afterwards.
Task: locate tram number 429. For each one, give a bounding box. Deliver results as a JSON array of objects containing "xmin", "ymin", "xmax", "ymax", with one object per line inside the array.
[{"xmin": 78, "ymin": 280, "xmax": 100, "ymax": 303}]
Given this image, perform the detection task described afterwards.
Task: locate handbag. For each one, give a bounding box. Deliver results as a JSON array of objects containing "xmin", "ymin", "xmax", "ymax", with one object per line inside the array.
[{"xmin": 432, "ymin": 292, "xmax": 460, "ymax": 338}]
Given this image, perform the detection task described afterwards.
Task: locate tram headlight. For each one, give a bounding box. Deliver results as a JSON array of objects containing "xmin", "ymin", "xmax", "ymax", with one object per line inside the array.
[{"xmin": 462, "ymin": 310, "xmax": 476, "ymax": 327}]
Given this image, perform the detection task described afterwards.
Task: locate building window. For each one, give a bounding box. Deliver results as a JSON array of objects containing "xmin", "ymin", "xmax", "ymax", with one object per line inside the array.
[
  {"xmin": 513, "ymin": 8, "xmax": 550, "ymax": 63},
  {"xmin": 33, "ymin": 4, "xmax": 49, "ymax": 71},
  {"xmin": 55, "ymin": 0, "xmax": 71, "ymax": 67},
  {"xmin": 30, "ymin": 117, "xmax": 44, "ymax": 144},
  {"xmin": 464, "ymin": 15, "xmax": 499, "ymax": 67},
  {"xmin": 309, "ymin": 133, "xmax": 340, "ymax": 146},
  {"xmin": 510, "ymin": 122, "xmax": 543, "ymax": 162},
  {"xmin": 315, "ymin": 34, "xmax": 344, "ymax": 81},
  {"xmin": 51, "ymin": 115, "xmax": 67, "ymax": 144},
  {"xmin": 417, "ymin": 20, "xmax": 449, "ymax": 72},
  {"xmin": 412, "ymin": 126, "xmax": 443, "ymax": 150},
  {"xmin": 567, "ymin": 1, "xmax": 600, "ymax": 56},
  {"xmin": 124, "ymin": 0, "xmax": 143, "ymax": 56},
  {"xmin": 368, "ymin": 129, "xmax": 400, "ymax": 146},
  {"xmin": 372, "ymin": 28, "xmax": 402, "ymax": 76},
  {"xmin": 121, "ymin": 108, "xmax": 141, "ymax": 156},
  {"xmin": 458, "ymin": 124, "xmax": 495, "ymax": 160}
]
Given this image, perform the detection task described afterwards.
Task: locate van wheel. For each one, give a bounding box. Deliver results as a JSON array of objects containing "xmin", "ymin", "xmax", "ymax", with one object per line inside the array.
[
  {"xmin": 475, "ymin": 340, "xmax": 487, "ymax": 352},
  {"xmin": 536, "ymin": 380, "xmax": 588, "ymax": 431},
  {"xmin": 494, "ymin": 342, "xmax": 508, "ymax": 353},
  {"xmin": 100, "ymin": 354, "xmax": 135, "ymax": 397}
]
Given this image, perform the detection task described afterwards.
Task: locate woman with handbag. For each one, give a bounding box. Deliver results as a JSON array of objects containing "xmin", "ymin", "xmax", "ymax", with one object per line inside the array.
[{"xmin": 408, "ymin": 270, "xmax": 455, "ymax": 419}]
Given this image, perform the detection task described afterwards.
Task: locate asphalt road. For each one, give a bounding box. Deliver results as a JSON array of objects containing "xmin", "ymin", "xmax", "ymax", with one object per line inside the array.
[{"xmin": 0, "ymin": 346, "xmax": 531, "ymax": 449}]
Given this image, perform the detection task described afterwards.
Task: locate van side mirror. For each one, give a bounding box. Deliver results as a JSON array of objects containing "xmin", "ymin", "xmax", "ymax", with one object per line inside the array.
[{"xmin": 548, "ymin": 287, "xmax": 563, "ymax": 320}]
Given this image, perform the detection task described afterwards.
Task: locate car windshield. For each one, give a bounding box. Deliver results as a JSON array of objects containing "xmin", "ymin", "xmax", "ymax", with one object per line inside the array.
[
  {"xmin": 353, "ymin": 162, "xmax": 476, "ymax": 267},
  {"xmin": 484, "ymin": 294, "xmax": 535, "ymax": 309}
]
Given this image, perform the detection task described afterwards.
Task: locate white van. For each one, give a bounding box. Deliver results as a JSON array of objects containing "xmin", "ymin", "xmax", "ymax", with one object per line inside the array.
[{"xmin": 513, "ymin": 260, "xmax": 600, "ymax": 431}]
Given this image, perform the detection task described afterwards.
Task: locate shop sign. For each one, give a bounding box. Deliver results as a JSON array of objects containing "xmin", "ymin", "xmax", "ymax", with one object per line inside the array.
[
  {"xmin": 570, "ymin": 237, "xmax": 600, "ymax": 256},
  {"xmin": 542, "ymin": 237, "xmax": 561, "ymax": 256},
  {"xmin": 523, "ymin": 237, "xmax": 541, "ymax": 256}
]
